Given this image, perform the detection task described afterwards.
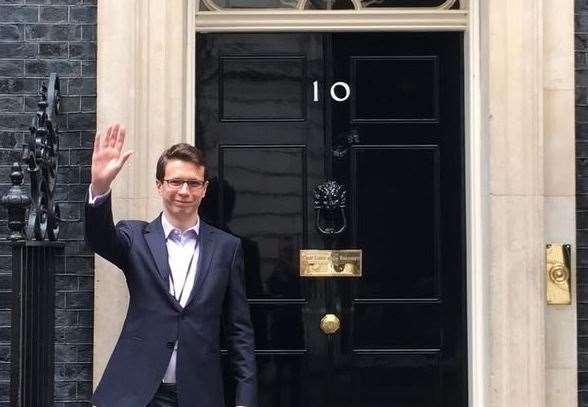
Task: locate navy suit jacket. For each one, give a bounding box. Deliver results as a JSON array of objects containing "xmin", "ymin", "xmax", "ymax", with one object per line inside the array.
[{"xmin": 85, "ymin": 195, "xmax": 257, "ymax": 407}]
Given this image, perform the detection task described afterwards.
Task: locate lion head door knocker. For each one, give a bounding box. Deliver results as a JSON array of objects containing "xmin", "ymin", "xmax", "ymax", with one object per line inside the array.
[
  {"xmin": 313, "ymin": 180, "xmax": 347, "ymax": 238},
  {"xmin": 313, "ymin": 180, "xmax": 347, "ymax": 273}
]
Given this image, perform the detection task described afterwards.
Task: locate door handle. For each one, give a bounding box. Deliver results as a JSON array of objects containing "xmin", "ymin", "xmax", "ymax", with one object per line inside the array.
[{"xmin": 320, "ymin": 314, "xmax": 340, "ymax": 334}]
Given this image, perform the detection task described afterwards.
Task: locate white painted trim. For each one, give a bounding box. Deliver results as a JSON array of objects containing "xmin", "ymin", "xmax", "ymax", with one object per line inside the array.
[
  {"xmin": 184, "ymin": 0, "xmax": 197, "ymax": 144},
  {"xmin": 465, "ymin": 1, "xmax": 487, "ymax": 407},
  {"xmin": 195, "ymin": 9, "xmax": 468, "ymax": 32}
]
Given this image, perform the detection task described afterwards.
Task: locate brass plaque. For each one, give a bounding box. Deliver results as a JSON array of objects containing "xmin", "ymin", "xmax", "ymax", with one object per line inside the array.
[
  {"xmin": 546, "ymin": 243, "xmax": 572, "ymax": 305},
  {"xmin": 300, "ymin": 249, "xmax": 362, "ymax": 277}
]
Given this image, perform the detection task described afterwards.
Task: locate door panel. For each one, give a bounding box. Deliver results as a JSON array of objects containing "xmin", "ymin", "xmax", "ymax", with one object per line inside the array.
[
  {"xmin": 197, "ymin": 32, "xmax": 466, "ymax": 407},
  {"xmin": 352, "ymin": 352, "xmax": 441, "ymax": 406},
  {"xmin": 351, "ymin": 146, "xmax": 440, "ymax": 299},
  {"xmin": 353, "ymin": 303, "xmax": 441, "ymax": 348},
  {"xmin": 351, "ymin": 56, "xmax": 439, "ymax": 122},
  {"xmin": 220, "ymin": 146, "xmax": 307, "ymax": 300},
  {"xmin": 220, "ymin": 56, "xmax": 307, "ymax": 121}
]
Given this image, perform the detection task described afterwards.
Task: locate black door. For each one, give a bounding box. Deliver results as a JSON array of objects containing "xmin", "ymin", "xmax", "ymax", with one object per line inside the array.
[{"xmin": 197, "ymin": 32, "xmax": 466, "ymax": 407}]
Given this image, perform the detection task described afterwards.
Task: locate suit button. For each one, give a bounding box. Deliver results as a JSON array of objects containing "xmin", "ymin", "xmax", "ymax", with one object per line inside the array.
[{"xmin": 167, "ymin": 341, "xmax": 175, "ymax": 349}]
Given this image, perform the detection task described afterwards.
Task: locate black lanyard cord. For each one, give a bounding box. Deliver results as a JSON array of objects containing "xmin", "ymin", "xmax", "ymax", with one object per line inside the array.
[{"xmin": 169, "ymin": 238, "xmax": 198, "ymax": 304}]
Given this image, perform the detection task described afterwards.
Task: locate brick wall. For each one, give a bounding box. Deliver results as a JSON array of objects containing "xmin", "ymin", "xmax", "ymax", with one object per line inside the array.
[
  {"xmin": 580, "ymin": 1, "xmax": 588, "ymax": 405},
  {"xmin": 0, "ymin": 1, "xmax": 96, "ymax": 406}
]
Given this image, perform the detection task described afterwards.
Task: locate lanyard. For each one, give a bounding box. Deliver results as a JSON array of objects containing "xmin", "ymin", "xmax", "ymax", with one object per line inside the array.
[{"xmin": 168, "ymin": 237, "xmax": 198, "ymax": 304}]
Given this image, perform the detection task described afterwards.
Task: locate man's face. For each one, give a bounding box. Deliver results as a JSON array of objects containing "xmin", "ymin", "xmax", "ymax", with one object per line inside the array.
[{"xmin": 156, "ymin": 159, "xmax": 208, "ymax": 220}]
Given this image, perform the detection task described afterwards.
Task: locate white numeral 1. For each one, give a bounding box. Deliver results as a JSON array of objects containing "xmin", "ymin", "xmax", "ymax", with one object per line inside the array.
[{"xmin": 313, "ymin": 80, "xmax": 319, "ymax": 102}]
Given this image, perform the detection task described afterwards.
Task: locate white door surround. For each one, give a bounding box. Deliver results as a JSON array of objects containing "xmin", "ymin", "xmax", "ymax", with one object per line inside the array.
[{"xmin": 95, "ymin": 2, "xmax": 576, "ymax": 406}]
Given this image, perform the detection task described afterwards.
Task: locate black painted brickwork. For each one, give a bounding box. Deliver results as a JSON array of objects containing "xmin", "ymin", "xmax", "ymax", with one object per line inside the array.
[
  {"xmin": 0, "ymin": 1, "xmax": 96, "ymax": 406},
  {"xmin": 580, "ymin": 1, "xmax": 588, "ymax": 406}
]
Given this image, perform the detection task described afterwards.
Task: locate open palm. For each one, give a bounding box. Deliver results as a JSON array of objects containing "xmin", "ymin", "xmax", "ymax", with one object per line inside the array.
[{"xmin": 91, "ymin": 123, "xmax": 133, "ymax": 195}]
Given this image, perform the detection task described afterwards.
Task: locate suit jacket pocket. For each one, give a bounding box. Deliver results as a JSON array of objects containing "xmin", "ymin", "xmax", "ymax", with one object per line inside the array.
[{"xmin": 120, "ymin": 333, "xmax": 144, "ymax": 342}]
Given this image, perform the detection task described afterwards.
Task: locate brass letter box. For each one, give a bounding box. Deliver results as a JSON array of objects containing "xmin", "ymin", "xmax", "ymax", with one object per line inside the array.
[{"xmin": 300, "ymin": 249, "xmax": 362, "ymax": 277}]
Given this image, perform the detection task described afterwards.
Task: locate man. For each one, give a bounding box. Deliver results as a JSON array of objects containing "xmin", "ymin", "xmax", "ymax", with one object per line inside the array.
[{"xmin": 85, "ymin": 123, "xmax": 257, "ymax": 407}]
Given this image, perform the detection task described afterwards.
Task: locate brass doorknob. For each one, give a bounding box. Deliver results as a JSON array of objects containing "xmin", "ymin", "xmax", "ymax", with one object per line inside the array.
[{"xmin": 320, "ymin": 314, "xmax": 340, "ymax": 334}]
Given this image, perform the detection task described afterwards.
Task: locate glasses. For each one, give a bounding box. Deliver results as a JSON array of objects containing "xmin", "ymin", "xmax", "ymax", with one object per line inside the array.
[{"xmin": 163, "ymin": 179, "xmax": 206, "ymax": 189}]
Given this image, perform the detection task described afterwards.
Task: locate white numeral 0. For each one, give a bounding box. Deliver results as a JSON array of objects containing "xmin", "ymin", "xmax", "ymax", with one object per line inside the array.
[
  {"xmin": 330, "ymin": 82, "xmax": 351, "ymax": 102},
  {"xmin": 313, "ymin": 81, "xmax": 351, "ymax": 102}
]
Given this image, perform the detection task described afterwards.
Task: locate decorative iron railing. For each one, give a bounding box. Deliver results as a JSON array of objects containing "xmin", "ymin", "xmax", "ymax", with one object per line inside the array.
[
  {"xmin": 1, "ymin": 73, "xmax": 61, "ymax": 241},
  {"xmin": 0, "ymin": 74, "xmax": 65, "ymax": 407}
]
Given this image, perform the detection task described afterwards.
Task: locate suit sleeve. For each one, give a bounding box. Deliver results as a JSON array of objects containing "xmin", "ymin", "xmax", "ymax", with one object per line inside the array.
[
  {"xmin": 224, "ymin": 241, "xmax": 258, "ymax": 407},
  {"xmin": 84, "ymin": 192, "xmax": 132, "ymax": 271}
]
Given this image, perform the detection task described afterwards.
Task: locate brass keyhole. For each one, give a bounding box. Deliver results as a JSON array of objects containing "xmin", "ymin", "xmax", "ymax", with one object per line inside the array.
[{"xmin": 320, "ymin": 314, "xmax": 340, "ymax": 334}]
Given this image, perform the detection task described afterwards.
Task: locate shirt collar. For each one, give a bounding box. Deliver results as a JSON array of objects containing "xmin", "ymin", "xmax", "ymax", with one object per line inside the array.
[{"xmin": 160, "ymin": 212, "xmax": 200, "ymax": 240}]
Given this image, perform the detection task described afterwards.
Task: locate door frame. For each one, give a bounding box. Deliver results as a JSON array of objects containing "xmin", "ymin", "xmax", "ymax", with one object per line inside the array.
[
  {"xmin": 94, "ymin": 1, "xmax": 490, "ymax": 405},
  {"xmin": 193, "ymin": 4, "xmax": 485, "ymax": 407}
]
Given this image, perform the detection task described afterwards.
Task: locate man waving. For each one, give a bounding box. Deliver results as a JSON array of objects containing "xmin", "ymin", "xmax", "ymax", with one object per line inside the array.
[{"xmin": 85, "ymin": 123, "xmax": 257, "ymax": 407}]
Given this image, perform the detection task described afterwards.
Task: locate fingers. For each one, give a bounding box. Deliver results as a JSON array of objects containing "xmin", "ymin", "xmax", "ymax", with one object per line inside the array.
[
  {"xmin": 102, "ymin": 124, "xmax": 113, "ymax": 148},
  {"xmin": 119, "ymin": 150, "xmax": 134, "ymax": 167},
  {"xmin": 101, "ymin": 123, "xmax": 120, "ymax": 149},
  {"xmin": 114, "ymin": 126, "xmax": 126, "ymax": 152},
  {"xmin": 98, "ymin": 123, "xmax": 126, "ymax": 153},
  {"xmin": 93, "ymin": 131, "xmax": 101, "ymax": 155},
  {"xmin": 109, "ymin": 123, "xmax": 120, "ymax": 148}
]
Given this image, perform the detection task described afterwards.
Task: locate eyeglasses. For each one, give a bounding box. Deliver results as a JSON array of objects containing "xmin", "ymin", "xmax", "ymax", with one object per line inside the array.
[{"xmin": 162, "ymin": 179, "xmax": 206, "ymax": 189}]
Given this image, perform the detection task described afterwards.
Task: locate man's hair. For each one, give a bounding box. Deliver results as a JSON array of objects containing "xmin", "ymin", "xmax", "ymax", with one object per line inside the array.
[{"xmin": 155, "ymin": 143, "xmax": 208, "ymax": 181}]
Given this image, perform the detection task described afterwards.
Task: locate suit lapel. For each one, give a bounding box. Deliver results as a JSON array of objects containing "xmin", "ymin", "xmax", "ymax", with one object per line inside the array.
[
  {"xmin": 185, "ymin": 220, "xmax": 217, "ymax": 308},
  {"xmin": 143, "ymin": 215, "xmax": 182, "ymax": 311}
]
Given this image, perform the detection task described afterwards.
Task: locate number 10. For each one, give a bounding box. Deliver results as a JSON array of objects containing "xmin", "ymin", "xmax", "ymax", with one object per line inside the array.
[{"xmin": 313, "ymin": 81, "xmax": 351, "ymax": 102}]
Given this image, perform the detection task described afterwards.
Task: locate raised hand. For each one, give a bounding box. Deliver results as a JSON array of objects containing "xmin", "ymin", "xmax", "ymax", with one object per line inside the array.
[{"xmin": 91, "ymin": 123, "xmax": 134, "ymax": 196}]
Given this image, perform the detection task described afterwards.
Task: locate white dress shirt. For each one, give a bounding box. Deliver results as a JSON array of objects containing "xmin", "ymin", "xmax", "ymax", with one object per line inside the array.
[
  {"xmin": 160, "ymin": 212, "xmax": 200, "ymax": 383},
  {"xmin": 88, "ymin": 186, "xmax": 200, "ymax": 384}
]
